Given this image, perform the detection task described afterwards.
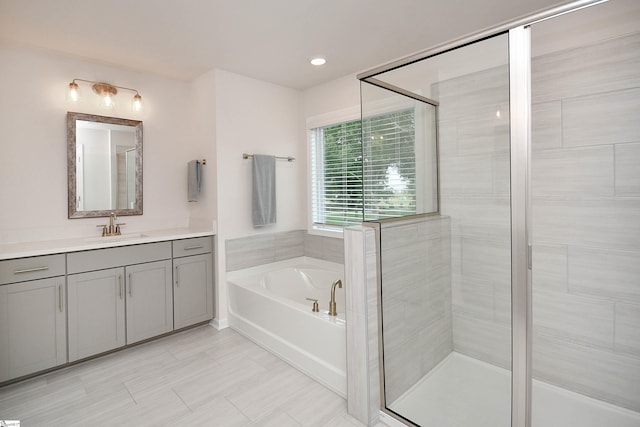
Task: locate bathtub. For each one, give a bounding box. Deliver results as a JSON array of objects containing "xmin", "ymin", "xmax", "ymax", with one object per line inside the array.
[{"xmin": 227, "ymin": 257, "xmax": 346, "ymax": 396}]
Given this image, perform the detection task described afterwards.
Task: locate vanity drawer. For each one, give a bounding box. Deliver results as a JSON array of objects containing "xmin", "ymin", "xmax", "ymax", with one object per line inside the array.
[
  {"xmin": 0, "ymin": 254, "xmax": 66, "ymax": 285},
  {"xmin": 172, "ymin": 237, "xmax": 212, "ymax": 258},
  {"xmin": 67, "ymin": 242, "xmax": 172, "ymax": 274}
]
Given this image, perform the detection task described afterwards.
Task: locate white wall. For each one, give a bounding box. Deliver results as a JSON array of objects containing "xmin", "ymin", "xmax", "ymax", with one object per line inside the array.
[
  {"xmin": 0, "ymin": 44, "xmax": 195, "ymax": 243},
  {"xmin": 187, "ymin": 68, "xmax": 218, "ymax": 226},
  {"xmin": 302, "ymin": 73, "xmax": 360, "ymax": 120},
  {"xmin": 213, "ymin": 69, "xmax": 305, "ymax": 325}
]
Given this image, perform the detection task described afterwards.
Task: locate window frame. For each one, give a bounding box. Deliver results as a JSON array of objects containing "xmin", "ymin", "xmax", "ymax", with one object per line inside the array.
[{"xmin": 306, "ymin": 106, "xmax": 361, "ymax": 238}]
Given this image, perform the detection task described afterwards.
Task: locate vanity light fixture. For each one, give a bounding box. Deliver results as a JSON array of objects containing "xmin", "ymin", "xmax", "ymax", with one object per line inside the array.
[{"xmin": 67, "ymin": 78, "xmax": 143, "ymax": 112}]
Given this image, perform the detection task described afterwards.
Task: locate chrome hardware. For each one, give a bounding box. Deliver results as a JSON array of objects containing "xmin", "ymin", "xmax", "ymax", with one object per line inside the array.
[
  {"xmin": 306, "ymin": 298, "xmax": 319, "ymax": 312},
  {"xmin": 14, "ymin": 266, "xmax": 49, "ymax": 274},
  {"xmin": 328, "ymin": 279, "xmax": 342, "ymax": 316}
]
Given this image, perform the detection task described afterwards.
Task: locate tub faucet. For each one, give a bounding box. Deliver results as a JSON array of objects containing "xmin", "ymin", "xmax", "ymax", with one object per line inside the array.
[{"xmin": 328, "ymin": 279, "xmax": 342, "ymax": 316}]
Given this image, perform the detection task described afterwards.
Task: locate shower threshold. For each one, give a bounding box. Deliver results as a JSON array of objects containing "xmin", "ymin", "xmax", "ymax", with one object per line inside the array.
[{"xmin": 388, "ymin": 352, "xmax": 640, "ymax": 427}]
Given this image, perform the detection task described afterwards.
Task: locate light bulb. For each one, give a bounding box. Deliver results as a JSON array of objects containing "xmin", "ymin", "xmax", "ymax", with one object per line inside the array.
[
  {"xmin": 68, "ymin": 81, "xmax": 79, "ymax": 102},
  {"xmin": 132, "ymin": 93, "xmax": 143, "ymax": 112},
  {"xmin": 101, "ymin": 93, "xmax": 114, "ymax": 109}
]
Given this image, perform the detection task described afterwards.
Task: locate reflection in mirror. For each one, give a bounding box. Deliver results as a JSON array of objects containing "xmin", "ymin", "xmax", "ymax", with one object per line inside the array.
[{"xmin": 67, "ymin": 112, "xmax": 143, "ymax": 218}]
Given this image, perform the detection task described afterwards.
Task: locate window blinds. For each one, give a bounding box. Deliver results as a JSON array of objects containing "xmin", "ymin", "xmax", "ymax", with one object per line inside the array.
[{"xmin": 310, "ymin": 108, "xmax": 416, "ymax": 227}]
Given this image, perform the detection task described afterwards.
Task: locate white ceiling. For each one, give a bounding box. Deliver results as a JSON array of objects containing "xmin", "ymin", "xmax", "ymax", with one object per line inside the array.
[{"xmin": 0, "ymin": 0, "xmax": 571, "ymax": 90}]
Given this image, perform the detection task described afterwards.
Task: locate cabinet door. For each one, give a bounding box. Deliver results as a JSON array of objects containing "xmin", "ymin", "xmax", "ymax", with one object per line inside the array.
[
  {"xmin": 173, "ymin": 254, "xmax": 213, "ymax": 329},
  {"xmin": 67, "ymin": 268, "xmax": 126, "ymax": 362},
  {"xmin": 125, "ymin": 260, "xmax": 173, "ymax": 344},
  {"xmin": 0, "ymin": 277, "xmax": 67, "ymax": 382}
]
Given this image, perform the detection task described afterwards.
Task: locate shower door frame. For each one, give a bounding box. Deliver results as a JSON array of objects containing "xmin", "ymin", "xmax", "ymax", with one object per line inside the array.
[{"xmin": 358, "ymin": 1, "xmax": 607, "ymax": 426}]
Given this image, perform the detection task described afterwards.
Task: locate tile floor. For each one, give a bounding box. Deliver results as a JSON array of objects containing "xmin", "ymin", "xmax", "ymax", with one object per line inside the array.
[{"xmin": 0, "ymin": 325, "xmax": 378, "ymax": 427}]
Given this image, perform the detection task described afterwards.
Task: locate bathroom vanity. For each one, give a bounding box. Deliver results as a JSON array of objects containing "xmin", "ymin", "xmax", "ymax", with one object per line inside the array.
[{"xmin": 0, "ymin": 231, "xmax": 214, "ymax": 384}]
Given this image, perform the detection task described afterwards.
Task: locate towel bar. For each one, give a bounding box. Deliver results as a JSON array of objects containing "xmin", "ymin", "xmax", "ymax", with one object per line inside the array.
[{"xmin": 242, "ymin": 153, "xmax": 295, "ymax": 162}]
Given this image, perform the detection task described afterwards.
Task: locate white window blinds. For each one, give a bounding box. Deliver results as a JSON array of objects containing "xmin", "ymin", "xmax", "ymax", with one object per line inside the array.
[{"xmin": 310, "ymin": 108, "xmax": 416, "ymax": 228}]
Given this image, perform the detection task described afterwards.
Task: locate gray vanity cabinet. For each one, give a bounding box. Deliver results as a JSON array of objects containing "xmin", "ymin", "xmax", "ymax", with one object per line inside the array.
[
  {"xmin": 125, "ymin": 260, "xmax": 173, "ymax": 344},
  {"xmin": 67, "ymin": 267, "xmax": 126, "ymax": 361},
  {"xmin": 172, "ymin": 237, "xmax": 214, "ymax": 329},
  {"xmin": 67, "ymin": 242, "xmax": 172, "ymax": 362},
  {"xmin": 0, "ymin": 233, "xmax": 214, "ymax": 383},
  {"xmin": 0, "ymin": 254, "xmax": 67, "ymax": 382}
]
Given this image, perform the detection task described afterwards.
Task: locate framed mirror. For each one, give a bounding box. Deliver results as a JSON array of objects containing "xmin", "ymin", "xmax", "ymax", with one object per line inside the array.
[{"xmin": 67, "ymin": 112, "xmax": 143, "ymax": 218}]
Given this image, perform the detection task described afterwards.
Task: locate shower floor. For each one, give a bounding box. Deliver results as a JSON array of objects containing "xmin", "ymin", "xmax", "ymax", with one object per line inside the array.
[{"xmin": 388, "ymin": 352, "xmax": 640, "ymax": 427}]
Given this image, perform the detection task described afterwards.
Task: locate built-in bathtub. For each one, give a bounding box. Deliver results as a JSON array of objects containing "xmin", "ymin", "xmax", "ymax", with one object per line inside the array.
[{"xmin": 226, "ymin": 257, "xmax": 346, "ymax": 396}]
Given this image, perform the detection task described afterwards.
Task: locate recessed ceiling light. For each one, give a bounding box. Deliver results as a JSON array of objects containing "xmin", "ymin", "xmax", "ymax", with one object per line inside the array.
[{"xmin": 310, "ymin": 56, "xmax": 327, "ymax": 66}]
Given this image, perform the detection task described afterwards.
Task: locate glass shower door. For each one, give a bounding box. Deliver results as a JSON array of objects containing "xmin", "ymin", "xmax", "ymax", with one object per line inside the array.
[{"xmin": 362, "ymin": 32, "xmax": 512, "ymax": 427}]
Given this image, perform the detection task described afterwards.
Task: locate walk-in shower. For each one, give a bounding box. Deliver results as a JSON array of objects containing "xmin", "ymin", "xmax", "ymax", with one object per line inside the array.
[{"xmin": 358, "ymin": 0, "xmax": 640, "ymax": 426}]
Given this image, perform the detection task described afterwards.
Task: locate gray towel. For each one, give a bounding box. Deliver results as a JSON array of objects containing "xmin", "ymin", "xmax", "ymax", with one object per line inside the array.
[
  {"xmin": 252, "ymin": 154, "xmax": 276, "ymax": 227},
  {"xmin": 188, "ymin": 160, "xmax": 201, "ymax": 202}
]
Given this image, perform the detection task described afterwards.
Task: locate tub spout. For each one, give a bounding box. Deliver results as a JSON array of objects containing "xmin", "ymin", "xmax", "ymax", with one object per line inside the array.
[{"xmin": 328, "ymin": 279, "xmax": 342, "ymax": 316}]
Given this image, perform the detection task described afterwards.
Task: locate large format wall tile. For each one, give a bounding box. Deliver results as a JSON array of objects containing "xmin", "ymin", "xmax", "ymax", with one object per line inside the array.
[
  {"xmin": 225, "ymin": 230, "xmax": 340, "ymax": 271},
  {"xmin": 563, "ymin": 88, "xmax": 640, "ymax": 148},
  {"xmin": 451, "ymin": 274, "xmax": 494, "ymax": 322},
  {"xmin": 433, "ymin": 65, "xmax": 509, "ymax": 123},
  {"xmin": 532, "ymin": 101, "xmax": 562, "ymax": 151},
  {"xmin": 439, "ymin": 154, "xmax": 494, "ymax": 196},
  {"xmin": 533, "ymin": 332, "xmax": 640, "ymax": 412},
  {"xmin": 528, "ymin": 31, "xmax": 640, "ymax": 411},
  {"xmin": 615, "ymin": 303, "xmax": 640, "ymax": 358},
  {"xmin": 568, "ymin": 246, "xmax": 640, "ymax": 301},
  {"xmin": 452, "ymin": 314, "xmax": 511, "ymax": 370},
  {"xmin": 532, "ymin": 199, "xmax": 640, "ymax": 252},
  {"xmin": 441, "ymin": 196, "xmax": 511, "ymax": 244},
  {"xmin": 533, "ymin": 290, "xmax": 615, "ymax": 349},
  {"xmin": 532, "ymin": 146, "xmax": 614, "ymax": 198},
  {"xmin": 615, "ymin": 142, "xmax": 640, "ymax": 196},
  {"xmin": 274, "ymin": 230, "xmax": 305, "ymax": 261},
  {"xmin": 440, "ymin": 31, "xmax": 640, "ymax": 412},
  {"xmin": 379, "ymin": 216, "xmax": 453, "ymax": 404},
  {"xmin": 226, "ymin": 234, "xmax": 277, "ymax": 271},
  {"xmin": 456, "ymin": 116, "xmax": 509, "ymax": 157},
  {"xmin": 305, "ymin": 233, "xmax": 345, "ymax": 264},
  {"xmin": 531, "ymin": 244, "xmax": 568, "ymax": 293},
  {"xmin": 531, "ymin": 33, "xmax": 640, "ymax": 104},
  {"xmin": 461, "ymin": 237, "xmax": 511, "ymax": 287}
]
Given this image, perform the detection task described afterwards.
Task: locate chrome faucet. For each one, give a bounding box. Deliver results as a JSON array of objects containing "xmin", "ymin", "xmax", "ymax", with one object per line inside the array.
[{"xmin": 328, "ymin": 279, "xmax": 342, "ymax": 316}]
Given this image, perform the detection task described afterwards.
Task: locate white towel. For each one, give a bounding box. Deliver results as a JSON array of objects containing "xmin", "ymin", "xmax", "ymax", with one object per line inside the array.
[
  {"xmin": 252, "ymin": 155, "xmax": 276, "ymax": 227},
  {"xmin": 188, "ymin": 160, "xmax": 201, "ymax": 202}
]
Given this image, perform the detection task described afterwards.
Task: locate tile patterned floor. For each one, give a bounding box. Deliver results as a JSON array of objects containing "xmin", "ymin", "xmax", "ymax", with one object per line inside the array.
[{"xmin": 0, "ymin": 325, "xmax": 375, "ymax": 427}]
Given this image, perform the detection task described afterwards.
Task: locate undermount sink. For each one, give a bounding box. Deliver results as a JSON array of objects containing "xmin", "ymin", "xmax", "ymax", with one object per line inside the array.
[{"xmin": 84, "ymin": 233, "xmax": 148, "ymax": 243}]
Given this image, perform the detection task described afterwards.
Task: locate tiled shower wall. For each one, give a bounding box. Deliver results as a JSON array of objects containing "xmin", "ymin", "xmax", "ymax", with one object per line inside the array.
[
  {"xmin": 434, "ymin": 63, "xmax": 513, "ymax": 370},
  {"xmin": 435, "ymin": 32, "xmax": 640, "ymax": 411},
  {"xmin": 530, "ymin": 32, "xmax": 640, "ymax": 411},
  {"xmin": 379, "ymin": 216, "xmax": 452, "ymax": 404}
]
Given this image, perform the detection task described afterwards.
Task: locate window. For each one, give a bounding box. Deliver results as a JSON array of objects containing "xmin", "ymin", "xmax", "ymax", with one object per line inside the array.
[{"xmin": 309, "ymin": 108, "xmax": 418, "ymax": 232}]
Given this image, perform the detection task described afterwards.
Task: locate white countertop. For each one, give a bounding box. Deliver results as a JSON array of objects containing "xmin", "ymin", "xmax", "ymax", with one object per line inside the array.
[{"xmin": 0, "ymin": 227, "xmax": 215, "ymax": 260}]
